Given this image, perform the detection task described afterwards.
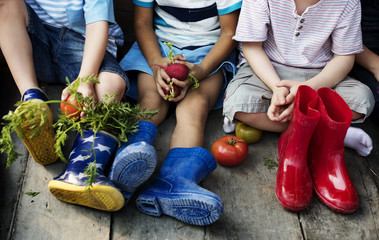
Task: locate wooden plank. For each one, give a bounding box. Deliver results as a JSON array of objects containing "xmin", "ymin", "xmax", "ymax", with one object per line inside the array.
[
  {"xmin": 0, "ymin": 67, "xmax": 27, "ymax": 240},
  {"xmin": 11, "ymin": 158, "xmax": 112, "ymax": 240},
  {"xmin": 0, "ymin": 136, "xmax": 28, "ymax": 240},
  {"xmin": 301, "ymin": 148, "xmax": 379, "ymax": 239},
  {"xmin": 204, "ymin": 110, "xmax": 303, "ymax": 239}
]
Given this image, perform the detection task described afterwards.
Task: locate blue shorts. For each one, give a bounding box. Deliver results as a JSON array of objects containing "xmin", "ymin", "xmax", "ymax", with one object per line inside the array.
[
  {"xmin": 25, "ymin": 4, "xmax": 129, "ymax": 88},
  {"xmin": 119, "ymin": 41, "xmax": 237, "ymax": 110}
]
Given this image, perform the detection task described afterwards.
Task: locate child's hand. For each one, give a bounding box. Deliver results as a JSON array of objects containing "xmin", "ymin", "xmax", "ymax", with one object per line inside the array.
[
  {"xmin": 167, "ymin": 62, "xmax": 203, "ymax": 102},
  {"xmin": 151, "ymin": 57, "xmax": 173, "ymax": 100},
  {"xmin": 272, "ymin": 80, "xmax": 308, "ymax": 122},
  {"xmin": 61, "ymin": 78, "xmax": 96, "ymax": 119},
  {"xmin": 268, "ymin": 86, "xmax": 290, "ymax": 122}
]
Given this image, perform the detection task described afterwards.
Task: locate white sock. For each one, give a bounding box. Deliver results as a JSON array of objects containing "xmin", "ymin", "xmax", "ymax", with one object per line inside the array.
[
  {"xmin": 223, "ymin": 117, "xmax": 237, "ymax": 133},
  {"xmin": 344, "ymin": 126, "xmax": 373, "ymax": 157}
]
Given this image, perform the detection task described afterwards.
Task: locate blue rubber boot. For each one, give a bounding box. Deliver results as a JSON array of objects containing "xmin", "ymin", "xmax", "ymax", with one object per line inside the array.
[
  {"xmin": 109, "ymin": 121, "xmax": 158, "ymax": 204},
  {"xmin": 48, "ymin": 129, "xmax": 124, "ymax": 211},
  {"xmin": 22, "ymin": 87, "xmax": 48, "ymax": 101},
  {"xmin": 136, "ymin": 147, "xmax": 223, "ymax": 226},
  {"xmin": 15, "ymin": 88, "xmax": 57, "ymax": 165}
]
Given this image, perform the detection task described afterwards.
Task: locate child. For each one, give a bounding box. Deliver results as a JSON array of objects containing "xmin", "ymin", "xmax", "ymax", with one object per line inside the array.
[
  {"xmin": 223, "ymin": 0, "xmax": 374, "ymax": 157},
  {"xmin": 350, "ymin": 0, "xmax": 379, "ymax": 122},
  {"xmin": 0, "ymin": 0, "xmax": 129, "ymax": 211},
  {"xmin": 222, "ymin": 0, "xmax": 375, "ymax": 212},
  {"xmin": 111, "ymin": 0, "xmax": 241, "ymax": 225}
]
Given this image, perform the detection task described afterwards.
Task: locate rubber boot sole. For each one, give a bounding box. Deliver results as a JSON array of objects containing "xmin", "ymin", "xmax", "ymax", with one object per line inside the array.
[
  {"xmin": 136, "ymin": 192, "xmax": 223, "ymax": 226},
  {"xmin": 15, "ymin": 101, "xmax": 57, "ymax": 165},
  {"xmin": 48, "ymin": 180, "xmax": 124, "ymax": 211},
  {"xmin": 109, "ymin": 142, "xmax": 157, "ymax": 202}
]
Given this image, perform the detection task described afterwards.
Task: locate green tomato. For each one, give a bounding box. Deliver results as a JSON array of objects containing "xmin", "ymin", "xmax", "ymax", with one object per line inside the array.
[{"xmin": 235, "ymin": 122, "xmax": 263, "ymax": 144}]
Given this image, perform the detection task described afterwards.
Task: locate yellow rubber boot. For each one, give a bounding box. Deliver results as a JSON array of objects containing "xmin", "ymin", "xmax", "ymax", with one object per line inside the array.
[{"xmin": 15, "ymin": 88, "xmax": 57, "ymax": 165}]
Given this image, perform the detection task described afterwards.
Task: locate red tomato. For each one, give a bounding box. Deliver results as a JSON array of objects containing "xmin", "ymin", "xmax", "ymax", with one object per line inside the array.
[
  {"xmin": 211, "ymin": 136, "xmax": 248, "ymax": 167},
  {"xmin": 60, "ymin": 95, "xmax": 81, "ymax": 119}
]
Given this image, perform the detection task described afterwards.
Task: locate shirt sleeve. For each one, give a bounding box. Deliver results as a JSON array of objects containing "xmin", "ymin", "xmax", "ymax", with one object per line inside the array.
[
  {"xmin": 233, "ymin": 0, "xmax": 270, "ymax": 42},
  {"xmin": 331, "ymin": 0, "xmax": 363, "ymax": 55},
  {"xmin": 216, "ymin": 0, "xmax": 242, "ymax": 15},
  {"xmin": 133, "ymin": 0, "xmax": 155, "ymax": 8},
  {"xmin": 83, "ymin": 0, "xmax": 116, "ymax": 24}
]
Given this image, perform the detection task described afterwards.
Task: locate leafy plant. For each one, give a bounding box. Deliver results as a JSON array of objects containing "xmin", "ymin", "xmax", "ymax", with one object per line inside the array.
[{"xmin": 0, "ymin": 76, "xmax": 158, "ymax": 190}]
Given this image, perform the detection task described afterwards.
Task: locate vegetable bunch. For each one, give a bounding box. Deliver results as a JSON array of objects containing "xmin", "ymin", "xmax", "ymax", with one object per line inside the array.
[
  {"xmin": 0, "ymin": 76, "xmax": 158, "ymax": 166},
  {"xmin": 154, "ymin": 42, "xmax": 199, "ymax": 99}
]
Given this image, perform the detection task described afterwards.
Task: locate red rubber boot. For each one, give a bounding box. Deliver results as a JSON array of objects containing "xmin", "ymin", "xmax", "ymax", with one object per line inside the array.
[
  {"xmin": 276, "ymin": 85, "xmax": 320, "ymax": 211},
  {"xmin": 308, "ymin": 88, "xmax": 358, "ymax": 213}
]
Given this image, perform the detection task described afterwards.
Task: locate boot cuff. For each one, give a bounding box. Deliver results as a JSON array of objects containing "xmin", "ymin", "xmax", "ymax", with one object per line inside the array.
[{"xmin": 167, "ymin": 147, "xmax": 217, "ymax": 171}]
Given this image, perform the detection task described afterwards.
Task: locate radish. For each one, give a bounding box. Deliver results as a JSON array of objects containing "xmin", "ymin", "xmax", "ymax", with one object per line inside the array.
[
  {"xmin": 155, "ymin": 63, "xmax": 189, "ymax": 81},
  {"xmin": 153, "ymin": 63, "xmax": 188, "ymax": 99},
  {"xmin": 153, "ymin": 42, "xmax": 199, "ymax": 100}
]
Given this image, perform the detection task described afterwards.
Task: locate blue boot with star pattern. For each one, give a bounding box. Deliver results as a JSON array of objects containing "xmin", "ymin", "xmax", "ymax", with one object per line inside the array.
[{"xmin": 48, "ymin": 129, "xmax": 124, "ymax": 211}]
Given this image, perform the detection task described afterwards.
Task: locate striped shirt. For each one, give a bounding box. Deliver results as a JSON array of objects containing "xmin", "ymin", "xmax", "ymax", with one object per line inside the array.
[
  {"xmin": 234, "ymin": 0, "xmax": 363, "ymax": 68},
  {"xmin": 25, "ymin": 0, "xmax": 123, "ymax": 57},
  {"xmin": 133, "ymin": 0, "xmax": 242, "ymax": 49}
]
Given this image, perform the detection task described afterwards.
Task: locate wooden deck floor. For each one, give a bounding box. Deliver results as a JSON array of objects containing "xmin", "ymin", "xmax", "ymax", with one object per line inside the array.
[{"xmin": 0, "ymin": 65, "xmax": 378, "ymax": 240}]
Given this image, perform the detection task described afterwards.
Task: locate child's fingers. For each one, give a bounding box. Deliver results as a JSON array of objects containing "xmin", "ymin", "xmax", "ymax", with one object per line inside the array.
[
  {"xmin": 157, "ymin": 69, "xmax": 170, "ymax": 91},
  {"xmin": 61, "ymin": 87, "xmax": 70, "ymax": 101},
  {"xmin": 267, "ymin": 104, "xmax": 280, "ymax": 121},
  {"xmin": 277, "ymin": 103, "xmax": 294, "ymax": 122},
  {"xmin": 156, "ymin": 83, "xmax": 167, "ymax": 100},
  {"xmin": 173, "ymin": 54, "xmax": 187, "ymax": 61},
  {"xmin": 169, "ymin": 87, "xmax": 187, "ymax": 102}
]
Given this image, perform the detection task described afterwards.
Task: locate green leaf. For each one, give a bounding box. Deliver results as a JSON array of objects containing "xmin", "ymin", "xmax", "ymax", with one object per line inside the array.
[
  {"xmin": 25, "ymin": 191, "xmax": 40, "ymax": 197},
  {"xmin": 263, "ymin": 156, "xmax": 278, "ymax": 170}
]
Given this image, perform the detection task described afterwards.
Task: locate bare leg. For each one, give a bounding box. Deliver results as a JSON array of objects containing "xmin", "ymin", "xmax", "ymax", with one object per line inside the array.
[
  {"xmin": 234, "ymin": 111, "xmax": 288, "ymax": 133},
  {"xmin": 95, "ymin": 71, "xmax": 127, "ymax": 102},
  {"xmin": 170, "ymin": 71, "xmax": 223, "ymax": 149},
  {"xmin": 0, "ymin": 0, "xmax": 38, "ymax": 95},
  {"xmin": 137, "ymin": 72, "xmax": 170, "ymax": 126}
]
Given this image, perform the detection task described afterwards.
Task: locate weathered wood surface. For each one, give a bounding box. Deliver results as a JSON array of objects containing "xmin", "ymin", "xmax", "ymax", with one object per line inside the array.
[
  {"xmin": 0, "ymin": 72, "xmax": 378, "ymax": 239},
  {"xmin": 1, "ymin": 0, "xmax": 378, "ymax": 238}
]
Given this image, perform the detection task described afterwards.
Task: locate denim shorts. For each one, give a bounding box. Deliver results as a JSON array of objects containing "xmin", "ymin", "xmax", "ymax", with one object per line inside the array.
[
  {"xmin": 119, "ymin": 41, "xmax": 237, "ymax": 110},
  {"xmin": 25, "ymin": 4, "xmax": 128, "ymax": 88},
  {"xmin": 223, "ymin": 63, "xmax": 375, "ymax": 124}
]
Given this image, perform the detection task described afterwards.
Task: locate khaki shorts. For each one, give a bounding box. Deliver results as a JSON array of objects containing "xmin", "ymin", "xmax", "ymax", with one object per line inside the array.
[{"xmin": 223, "ymin": 63, "xmax": 375, "ymax": 123}]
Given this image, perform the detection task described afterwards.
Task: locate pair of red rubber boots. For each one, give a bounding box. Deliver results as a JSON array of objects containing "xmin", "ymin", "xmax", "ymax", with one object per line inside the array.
[{"xmin": 276, "ymin": 85, "xmax": 358, "ymax": 213}]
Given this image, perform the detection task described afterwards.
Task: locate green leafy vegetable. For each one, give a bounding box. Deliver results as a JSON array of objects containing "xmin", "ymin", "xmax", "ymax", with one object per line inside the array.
[{"xmin": 0, "ymin": 76, "xmax": 158, "ymax": 189}]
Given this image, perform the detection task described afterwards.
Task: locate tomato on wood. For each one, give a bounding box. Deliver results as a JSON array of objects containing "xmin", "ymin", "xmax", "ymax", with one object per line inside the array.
[
  {"xmin": 60, "ymin": 95, "xmax": 81, "ymax": 119},
  {"xmin": 211, "ymin": 136, "xmax": 248, "ymax": 167}
]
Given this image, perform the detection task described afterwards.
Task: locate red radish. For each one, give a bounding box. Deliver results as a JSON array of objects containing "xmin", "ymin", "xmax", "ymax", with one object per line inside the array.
[
  {"xmin": 155, "ymin": 63, "xmax": 189, "ymax": 81},
  {"xmin": 153, "ymin": 63, "xmax": 189, "ymax": 99},
  {"xmin": 163, "ymin": 82, "xmax": 181, "ymax": 98}
]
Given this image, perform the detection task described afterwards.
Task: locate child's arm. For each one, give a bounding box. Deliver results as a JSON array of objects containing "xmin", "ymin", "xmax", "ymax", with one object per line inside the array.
[
  {"xmin": 355, "ymin": 45, "xmax": 379, "ymax": 81},
  {"xmin": 169, "ymin": 10, "xmax": 240, "ymax": 102},
  {"xmin": 61, "ymin": 21, "xmax": 108, "ymax": 102},
  {"xmin": 277, "ymin": 54, "xmax": 355, "ymax": 121},
  {"xmin": 242, "ymin": 41, "xmax": 290, "ymax": 122},
  {"xmin": 134, "ymin": 6, "xmax": 173, "ymax": 97},
  {"xmin": 186, "ymin": 11, "xmax": 239, "ymax": 81}
]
